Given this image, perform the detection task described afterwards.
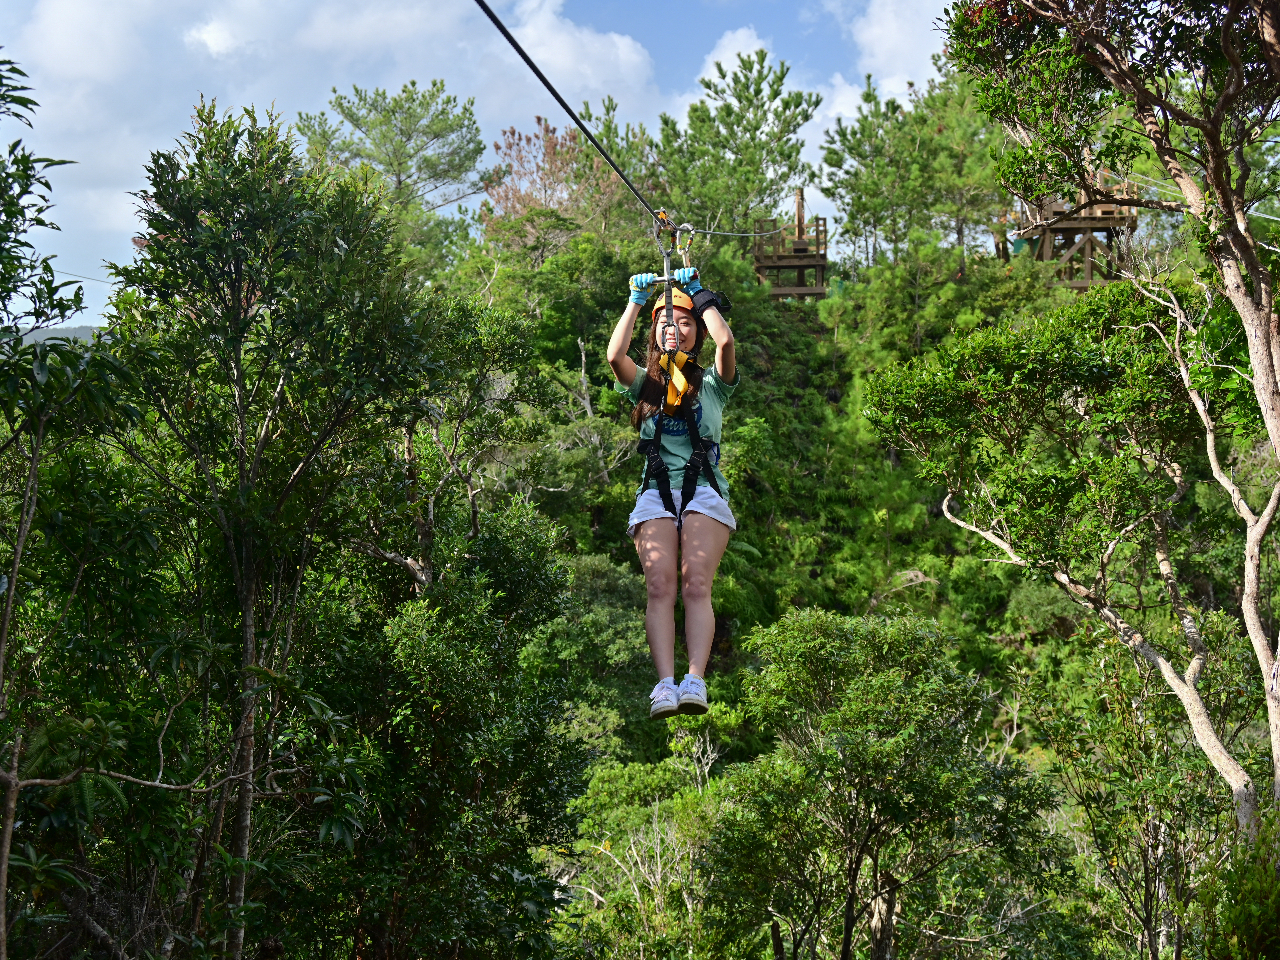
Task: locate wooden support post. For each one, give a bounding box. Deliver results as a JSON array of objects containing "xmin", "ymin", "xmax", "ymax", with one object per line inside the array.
[{"xmin": 796, "ymin": 187, "xmax": 805, "ymax": 246}]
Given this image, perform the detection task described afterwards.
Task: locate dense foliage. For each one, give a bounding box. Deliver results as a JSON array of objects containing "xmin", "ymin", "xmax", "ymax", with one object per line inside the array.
[{"xmin": 0, "ymin": 29, "xmax": 1278, "ymax": 960}]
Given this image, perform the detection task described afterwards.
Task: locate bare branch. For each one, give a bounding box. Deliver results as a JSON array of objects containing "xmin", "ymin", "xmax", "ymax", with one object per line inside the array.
[{"xmin": 941, "ymin": 493, "xmax": 1027, "ymax": 565}]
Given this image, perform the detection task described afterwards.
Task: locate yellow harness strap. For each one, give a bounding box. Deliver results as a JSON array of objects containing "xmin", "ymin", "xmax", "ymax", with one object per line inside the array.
[{"xmin": 658, "ymin": 351, "xmax": 693, "ymax": 415}]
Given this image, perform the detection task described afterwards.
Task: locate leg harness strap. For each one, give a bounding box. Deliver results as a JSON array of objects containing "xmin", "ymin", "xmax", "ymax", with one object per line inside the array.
[{"xmin": 639, "ymin": 406, "xmax": 678, "ymax": 517}]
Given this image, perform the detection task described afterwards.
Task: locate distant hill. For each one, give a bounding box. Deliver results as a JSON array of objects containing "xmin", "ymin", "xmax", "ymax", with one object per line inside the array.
[{"xmin": 22, "ymin": 326, "xmax": 102, "ymax": 342}]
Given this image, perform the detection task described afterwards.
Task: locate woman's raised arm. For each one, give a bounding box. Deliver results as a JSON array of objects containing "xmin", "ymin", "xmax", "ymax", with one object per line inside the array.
[
  {"xmin": 607, "ymin": 302, "xmax": 642, "ymax": 387},
  {"xmin": 701, "ymin": 304, "xmax": 734, "ymax": 383},
  {"xmin": 610, "ymin": 274, "xmax": 659, "ymax": 385},
  {"xmin": 669, "ymin": 267, "xmax": 734, "ymax": 382}
]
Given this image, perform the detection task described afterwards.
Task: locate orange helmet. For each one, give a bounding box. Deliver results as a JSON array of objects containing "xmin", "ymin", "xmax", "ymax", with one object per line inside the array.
[{"xmin": 651, "ymin": 288, "xmax": 695, "ymax": 321}]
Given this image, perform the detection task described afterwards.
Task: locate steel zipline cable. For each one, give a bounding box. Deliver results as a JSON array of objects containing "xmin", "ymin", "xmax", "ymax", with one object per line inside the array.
[
  {"xmin": 471, "ymin": 0, "xmax": 782, "ymax": 239},
  {"xmin": 471, "ymin": 0, "xmax": 656, "ymax": 218},
  {"xmin": 1114, "ymin": 171, "xmax": 1280, "ymax": 223},
  {"xmin": 54, "ymin": 269, "xmax": 110, "ymax": 285}
]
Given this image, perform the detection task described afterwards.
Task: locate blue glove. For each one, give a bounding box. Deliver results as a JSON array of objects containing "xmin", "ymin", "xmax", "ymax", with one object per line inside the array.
[
  {"xmin": 629, "ymin": 273, "xmax": 658, "ymax": 305},
  {"xmin": 673, "ymin": 267, "xmax": 702, "ymax": 294}
]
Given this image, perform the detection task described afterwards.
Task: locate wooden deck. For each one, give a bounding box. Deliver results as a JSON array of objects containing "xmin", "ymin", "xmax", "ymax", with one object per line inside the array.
[
  {"xmin": 753, "ymin": 188, "xmax": 829, "ymax": 300},
  {"xmin": 1015, "ymin": 193, "xmax": 1138, "ymax": 289}
]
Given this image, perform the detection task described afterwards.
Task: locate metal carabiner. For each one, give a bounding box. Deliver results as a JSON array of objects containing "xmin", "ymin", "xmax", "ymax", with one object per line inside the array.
[
  {"xmin": 649, "ymin": 213, "xmax": 698, "ymax": 361},
  {"xmin": 652, "ymin": 211, "xmax": 678, "ymax": 359},
  {"xmin": 675, "ymin": 223, "xmax": 696, "ymax": 268}
]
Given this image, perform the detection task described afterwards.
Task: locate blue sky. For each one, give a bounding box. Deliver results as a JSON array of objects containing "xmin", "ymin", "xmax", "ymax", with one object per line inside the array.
[{"xmin": 0, "ymin": 0, "xmax": 946, "ymax": 321}]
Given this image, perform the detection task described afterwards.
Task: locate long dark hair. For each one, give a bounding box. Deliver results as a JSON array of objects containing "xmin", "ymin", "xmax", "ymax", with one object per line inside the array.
[{"xmin": 630, "ymin": 312, "xmax": 709, "ymax": 428}]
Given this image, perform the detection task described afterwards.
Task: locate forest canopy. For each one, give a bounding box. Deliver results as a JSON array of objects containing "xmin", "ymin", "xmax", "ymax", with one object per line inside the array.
[{"xmin": 3, "ymin": 5, "xmax": 1280, "ymax": 956}]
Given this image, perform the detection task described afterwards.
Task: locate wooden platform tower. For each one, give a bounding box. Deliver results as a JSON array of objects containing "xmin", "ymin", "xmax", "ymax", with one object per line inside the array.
[
  {"xmin": 1013, "ymin": 189, "xmax": 1138, "ymax": 290},
  {"xmin": 753, "ymin": 188, "xmax": 828, "ymax": 300}
]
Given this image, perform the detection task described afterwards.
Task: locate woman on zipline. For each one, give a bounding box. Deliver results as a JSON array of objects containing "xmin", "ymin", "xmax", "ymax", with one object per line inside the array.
[{"xmin": 607, "ymin": 267, "xmax": 738, "ymax": 720}]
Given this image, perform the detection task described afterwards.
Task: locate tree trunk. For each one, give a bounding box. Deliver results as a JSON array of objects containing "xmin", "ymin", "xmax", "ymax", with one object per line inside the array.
[
  {"xmin": 187, "ymin": 772, "xmax": 233, "ymax": 939},
  {"xmin": 0, "ymin": 433, "xmax": 43, "ymax": 959},
  {"xmin": 838, "ymin": 850, "xmax": 862, "ymax": 960},
  {"xmin": 403, "ymin": 424, "xmax": 434, "ymax": 590},
  {"xmin": 770, "ymin": 918, "xmax": 785, "ymax": 960},
  {"xmin": 226, "ymin": 582, "xmax": 258, "ymax": 959},
  {"xmin": 1150, "ymin": 521, "xmax": 1263, "ymax": 829},
  {"xmin": 0, "ymin": 733, "xmax": 22, "ymax": 960},
  {"xmin": 61, "ymin": 890, "xmax": 128, "ymax": 960},
  {"xmin": 868, "ymin": 871, "xmax": 897, "ymax": 960},
  {"xmin": 1218, "ymin": 266, "xmax": 1280, "ymax": 805},
  {"xmin": 1242, "ymin": 511, "xmax": 1280, "ymax": 806},
  {"xmin": 0, "ymin": 426, "xmax": 43, "ymax": 721}
]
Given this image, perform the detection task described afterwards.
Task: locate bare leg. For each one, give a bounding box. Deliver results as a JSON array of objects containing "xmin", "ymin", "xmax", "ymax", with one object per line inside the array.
[
  {"xmin": 679, "ymin": 512, "xmax": 733, "ymax": 678},
  {"xmin": 634, "ymin": 518, "xmax": 680, "ymax": 679}
]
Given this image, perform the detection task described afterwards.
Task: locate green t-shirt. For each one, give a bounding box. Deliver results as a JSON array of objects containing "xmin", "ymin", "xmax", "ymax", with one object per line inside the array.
[{"xmin": 615, "ymin": 364, "xmax": 740, "ymax": 500}]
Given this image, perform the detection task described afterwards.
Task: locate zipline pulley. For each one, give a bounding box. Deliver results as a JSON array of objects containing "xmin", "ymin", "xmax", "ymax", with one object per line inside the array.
[{"xmin": 651, "ymin": 210, "xmax": 697, "ymax": 360}]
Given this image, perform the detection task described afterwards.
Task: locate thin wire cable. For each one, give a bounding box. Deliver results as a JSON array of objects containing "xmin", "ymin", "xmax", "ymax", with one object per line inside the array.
[
  {"xmin": 1125, "ymin": 170, "xmax": 1280, "ymax": 223},
  {"xmin": 698, "ymin": 225, "xmax": 784, "ymax": 236},
  {"xmin": 471, "ymin": 0, "xmax": 783, "ymax": 239},
  {"xmin": 471, "ymin": 0, "xmax": 655, "ymax": 220},
  {"xmin": 1108, "ymin": 171, "xmax": 1280, "ymax": 225},
  {"xmin": 1124, "ymin": 170, "xmax": 1184, "ymax": 198},
  {"xmin": 53, "ymin": 269, "xmax": 110, "ymax": 285}
]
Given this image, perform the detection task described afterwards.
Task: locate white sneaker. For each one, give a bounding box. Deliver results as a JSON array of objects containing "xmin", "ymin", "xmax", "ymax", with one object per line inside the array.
[
  {"xmin": 677, "ymin": 674, "xmax": 709, "ymax": 715},
  {"xmin": 649, "ymin": 679, "xmax": 680, "ymax": 719}
]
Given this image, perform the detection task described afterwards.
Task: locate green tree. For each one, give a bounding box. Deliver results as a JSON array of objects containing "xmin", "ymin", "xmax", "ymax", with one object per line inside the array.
[
  {"xmin": 521, "ymin": 555, "xmax": 655, "ymax": 762},
  {"xmin": 260, "ymin": 504, "xmax": 585, "ymax": 958},
  {"xmin": 0, "ymin": 55, "xmax": 133, "ymax": 960},
  {"xmin": 944, "ymin": 0, "xmax": 1280, "ymax": 824},
  {"xmin": 0, "ymin": 97, "xmax": 587, "ymax": 959},
  {"xmin": 821, "ymin": 65, "xmax": 1007, "ymax": 274},
  {"xmin": 657, "ymin": 50, "xmax": 821, "ymax": 237},
  {"xmin": 868, "ymin": 284, "xmax": 1266, "ymax": 830},
  {"xmin": 7, "ymin": 443, "xmax": 202, "ymax": 957},
  {"xmin": 340, "ymin": 293, "xmax": 551, "ymax": 590},
  {"xmin": 555, "ymin": 754, "xmax": 719, "ymax": 959},
  {"xmin": 705, "ymin": 751, "xmax": 844, "ymax": 958},
  {"xmin": 910, "ymin": 64, "xmax": 1008, "ymax": 273},
  {"xmin": 298, "ymin": 80, "xmax": 494, "ymax": 284},
  {"xmin": 110, "ymin": 100, "xmax": 434, "ymax": 957},
  {"xmin": 821, "ymin": 77, "xmax": 927, "ymax": 266},
  {"xmin": 1191, "ymin": 816, "xmax": 1280, "ymax": 959},
  {"xmin": 710, "ymin": 611, "xmax": 1053, "ymax": 960},
  {"xmin": 1032, "ymin": 641, "xmax": 1238, "ymax": 958},
  {"xmin": 299, "ymin": 79, "xmax": 490, "ymax": 211}
]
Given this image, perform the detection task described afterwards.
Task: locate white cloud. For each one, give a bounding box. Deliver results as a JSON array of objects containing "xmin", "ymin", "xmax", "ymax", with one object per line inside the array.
[
  {"xmin": 185, "ymin": 20, "xmax": 241, "ymax": 58},
  {"xmin": 699, "ymin": 26, "xmax": 768, "ymax": 80},
  {"xmin": 297, "ymin": 1, "xmax": 454, "ymax": 57},
  {"xmin": 509, "ymin": 0, "xmax": 657, "ymax": 110},
  {"xmin": 20, "ymin": 0, "xmax": 151, "ymax": 83},
  {"xmin": 816, "ymin": 71, "xmax": 869, "ymax": 121},
  {"xmin": 822, "ymin": 0, "xmax": 945, "ymax": 96}
]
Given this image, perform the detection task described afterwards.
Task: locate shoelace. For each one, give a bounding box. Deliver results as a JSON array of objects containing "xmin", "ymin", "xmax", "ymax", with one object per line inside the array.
[
  {"xmin": 650, "ymin": 681, "xmax": 676, "ymax": 702},
  {"xmin": 682, "ymin": 676, "xmax": 706, "ymax": 696}
]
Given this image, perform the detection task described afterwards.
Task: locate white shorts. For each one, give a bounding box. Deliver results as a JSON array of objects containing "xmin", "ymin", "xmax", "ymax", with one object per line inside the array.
[{"xmin": 627, "ymin": 485, "xmax": 737, "ymax": 537}]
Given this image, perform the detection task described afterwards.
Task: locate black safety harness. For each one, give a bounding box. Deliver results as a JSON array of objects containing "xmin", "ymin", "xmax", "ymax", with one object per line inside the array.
[{"xmin": 638, "ymin": 389, "xmax": 722, "ymax": 520}]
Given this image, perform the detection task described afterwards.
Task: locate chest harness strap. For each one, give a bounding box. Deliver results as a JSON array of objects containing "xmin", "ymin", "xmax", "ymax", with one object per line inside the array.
[{"xmin": 638, "ymin": 387, "xmax": 723, "ymax": 522}]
